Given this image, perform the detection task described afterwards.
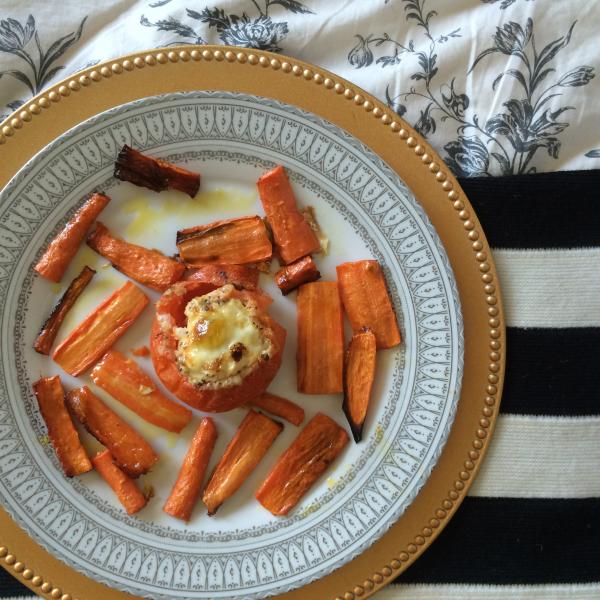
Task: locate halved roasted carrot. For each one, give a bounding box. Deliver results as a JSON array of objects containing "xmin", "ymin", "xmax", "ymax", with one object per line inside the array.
[
  {"xmin": 297, "ymin": 281, "xmax": 344, "ymax": 394},
  {"xmin": 33, "ymin": 376, "xmax": 92, "ymax": 477},
  {"xmin": 92, "ymin": 450, "xmax": 147, "ymax": 515},
  {"xmin": 256, "ymin": 413, "xmax": 349, "ymax": 516},
  {"xmin": 52, "ymin": 281, "xmax": 149, "ymax": 376},
  {"xmin": 66, "ymin": 386, "xmax": 158, "ymax": 478},
  {"xmin": 185, "ymin": 263, "xmax": 259, "ymax": 290},
  {"xmin": 274, "ymin": 255, "xmax": 321, "ymax": 295},
  {"xmin": 257, "ymin": 165, "xmax": 320, "ymax": 264},
  {"xmin": 343, "ymin": 329, "xmax": 377, "ymax": 442},
  {"xmin": 202, "ymin": 410, "xmax": 283, "ymax": 515},
  {"xmin": 336, "ymin": 260, "xmax": 401, "ymax": 349},
  {"xmin": 88, "ymin": 222, "xmax": 185, "ymax": 291},
  {"xmin": 176, "ymin": 216, "xmax": 272, "ymax": 266},
  {"xmin": 34, "ymin": 192, "xmax": 110, "ymax": 282},
  {"xmin": 114, "ymin": 145, "xmax": 200, "ymax": 198},
  {"xmin": 34, "ymin": 266, "xmax": 96, "ymax": 355},
  {"xmin": 251, "ymin": 392, "xmax": 305, "ymax": 426},
  {"xmin": 163, "ymin": 418, "xmax": 218, "ymax": 521},
  {"xmin": 91, "ymin": 350, "xmax": 192, "ymax": 433}
]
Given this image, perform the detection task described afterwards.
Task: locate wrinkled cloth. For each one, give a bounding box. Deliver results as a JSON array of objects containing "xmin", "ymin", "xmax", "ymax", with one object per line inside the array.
[{"xmin": 0, "ymin": 0, "xmax": 598, "ymax": 176}]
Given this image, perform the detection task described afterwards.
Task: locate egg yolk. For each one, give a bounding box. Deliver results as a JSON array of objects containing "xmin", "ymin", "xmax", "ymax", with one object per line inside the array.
[{"xmin": 174, "ymin": 295, "xmax": 271, "ymax": 386}]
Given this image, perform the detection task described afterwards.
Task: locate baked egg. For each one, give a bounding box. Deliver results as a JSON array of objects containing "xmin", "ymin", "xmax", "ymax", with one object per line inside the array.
[{"xmin": 173, "ymin": 285, "xmax": 272, "ymax": 387}]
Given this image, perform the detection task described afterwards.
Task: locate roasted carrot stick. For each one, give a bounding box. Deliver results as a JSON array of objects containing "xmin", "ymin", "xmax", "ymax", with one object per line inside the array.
[
  {"xmin": 256, "ymin": 413, "xmax": 349, "ymax": 516},
  {"xmin": 66, "ymin": 386, "xmax": 158, "ymax": 478},
  {"xmin": 274, "ymin": 255, "xmax": 321, "ymax": 295},
  {"xmin": 176, "ymin": 216, "xmax": 272, "ymax": 266},
  {"xmin": 343, "ymin": 329, "xmax": 377, "ymax": 442},
  {"xmin": 336, "ymin": 260, "xmax": 401, "ymax": 349},
  {"xmin": 297, "ymin": 281, "xmax": 344, "ymax": 394},
  {"xmin": 114, "ymin": 145, "xmax": 200, "ymax": 197},
  {"xmin": 257, "ymin": 165, "xmax": 320, "ymax": 264},
  {"xmin": 34, "ymin": 193, "xmax": 110, "ymax": 282},
  {"xmin": 34, "ymin": 266, "xmax": 96, "ymax": 355},
  {"xmin": 185, "ymin": 263, "xmax": 259, "ymax": 290},
  {"xmin": 88, "ymin": 222, "xmax": 185, "ymax": 291},
  {"xmin": 202, "ymin": 410, "xmax": 283, "ymax": 515},
  {"xmin": 251, "ymin": 392, "xmax": 305, "ymax": 426},
  {"xmin": 52, "ymin": 281, "xmax": 149, "ymax": 376},
  {"xmin": 91, "ymin": 350, "xmax": 192, "ymax": 433},
  {"xmin": 92, "ymin": 450, "xmax": 147, "ymax": 515},
  {"xmin": 163, "ymin": 418, "xmax": 218, "ymax": 521},
  {"xmin": 33, "ymin": 376, "xmax": 92, "ymax": 477}
]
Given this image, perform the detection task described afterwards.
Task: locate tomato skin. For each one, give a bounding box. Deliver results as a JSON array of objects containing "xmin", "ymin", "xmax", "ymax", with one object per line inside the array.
[
  {"xmin": 184, "ymin": 264, "xmax": 259, "ymax": 291},
  {"xmin": 150, "ymin": 280, "xmax": 286, "ymax": 412}
]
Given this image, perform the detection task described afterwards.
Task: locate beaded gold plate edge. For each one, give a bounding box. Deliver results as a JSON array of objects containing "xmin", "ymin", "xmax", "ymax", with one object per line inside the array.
[{"xmin": 0, "ymin": 46, "xmax": 504, "ymax": 600}]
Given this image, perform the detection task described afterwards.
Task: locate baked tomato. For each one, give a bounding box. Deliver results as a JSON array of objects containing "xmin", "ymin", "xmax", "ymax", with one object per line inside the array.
[{"xmin": 150, "ymin": 280, "xmax": 286, "ymax": 412}]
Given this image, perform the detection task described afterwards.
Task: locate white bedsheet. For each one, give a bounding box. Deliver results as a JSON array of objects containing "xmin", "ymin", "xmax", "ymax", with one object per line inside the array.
[{"xmin": 0, "ymin": 0, "xmax": 597, "ymax": 176}]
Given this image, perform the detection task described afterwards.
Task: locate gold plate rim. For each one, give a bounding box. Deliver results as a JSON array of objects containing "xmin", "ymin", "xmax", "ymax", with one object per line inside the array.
[{"xmin": 0, "ymin": 45, "xmax": 504, "ymax": 600}]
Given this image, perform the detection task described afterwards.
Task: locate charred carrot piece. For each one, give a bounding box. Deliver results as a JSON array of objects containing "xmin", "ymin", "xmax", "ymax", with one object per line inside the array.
[
  {"xmin": 336, "ymin": 260, "xmax": 401, "ymax": 349},
  {"xmin": 66, "ymin": 386, "xmax": 158, "ymax": 478},
  {"xmin": 131, "ymin": 345, "xmax": 150, "ymax": 357},
  {"xmin": 33, "ymin": 376, "xmax": 92, "ymax": 477},
  {"xmin": 251, "ymin": 392, "xmax": 305, "ymax": 426},
  {"xmin": 52, "ymin": 281, "xmax": 148, "ymax": 376},
  {"xmin": 34, "ymin": 266, "xmax": 96, "ymax": 355},
  {"xmin": 274, "ymin": 255, "xmax": 321, "ymax": 295},
  {"xmin": 185, "ymin": 263, "xmax": 259, "ymax": 290},
  {"xmin": 257, "ymin": 165, "xmax": 320, "ymax": 264},
  {"xmin": 256, "ymin": 413, "xmax": 349, "ymax": 516},
  {"xmin": 34, "ymin": 193, "xmax": 110, "ymax": 282},
  {"xmin": 88, "ymin": 222, "xmax": 184, "ymax": 291},
  {"xmin": 202, "ymin": 410, "xmax": 283, "ymax": 515},
  {"xmin": 297, "ymin": 281, "xmax": 344, "ymax": 394},
  {"xmin": 164, "ymin": 418, "xmax": 218, "ymax": 521},
  {"xmin": 91, "ymin": 350, "xmax": 192, "ymax": 433},
  {"xmin": 343, "ymin": 330, "xmax": 377, "ymax": 442},
  {"xmin": 114, "ymin": 145, "xmax": 200, "ymax": 197},
  {"xmin": 177, "ymin": 216, "xmax": 272, "ymax": 266},
  {"xmin": 92, "ymin": 450, "xmax": 147, "ymax": 515}
]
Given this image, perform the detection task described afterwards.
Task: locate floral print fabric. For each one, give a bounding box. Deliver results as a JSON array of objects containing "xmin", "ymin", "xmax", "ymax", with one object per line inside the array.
[{"xmin": 0, "ymin": 0, "xmax": 598, "ymax": 176}]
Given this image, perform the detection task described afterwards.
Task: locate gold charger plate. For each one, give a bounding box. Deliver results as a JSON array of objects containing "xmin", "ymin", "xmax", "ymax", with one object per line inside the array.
[{"xmin": 0, "ymin": 46, "xmax": 504, "ymax": 600}]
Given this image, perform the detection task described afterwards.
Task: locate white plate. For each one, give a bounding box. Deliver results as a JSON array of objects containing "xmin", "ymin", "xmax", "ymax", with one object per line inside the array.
[{"xmin": 0, "ymin": 92, "xmax": 462, "ymax": 599}]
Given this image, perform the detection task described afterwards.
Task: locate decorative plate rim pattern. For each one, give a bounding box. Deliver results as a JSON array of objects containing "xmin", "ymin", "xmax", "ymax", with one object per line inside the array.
[{"xmin": 0, "ymin": 45, "xmax": 504, "ymax": 600}]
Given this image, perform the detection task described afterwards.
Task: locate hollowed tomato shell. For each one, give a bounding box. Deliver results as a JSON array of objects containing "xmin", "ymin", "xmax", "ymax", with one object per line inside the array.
[{"xmin": 150, "ymin": 280, "xmax": 286, "ymax": 412}]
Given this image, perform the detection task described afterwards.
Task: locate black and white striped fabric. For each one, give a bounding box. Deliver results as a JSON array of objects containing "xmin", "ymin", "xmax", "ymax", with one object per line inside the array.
[
  {"xmin": 2, "ymin": 171, "xmax": 598, "ymax": 599},
  {"xmin": 385, "ymin": 170, "xmax": 600, "ymax": 599}
]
